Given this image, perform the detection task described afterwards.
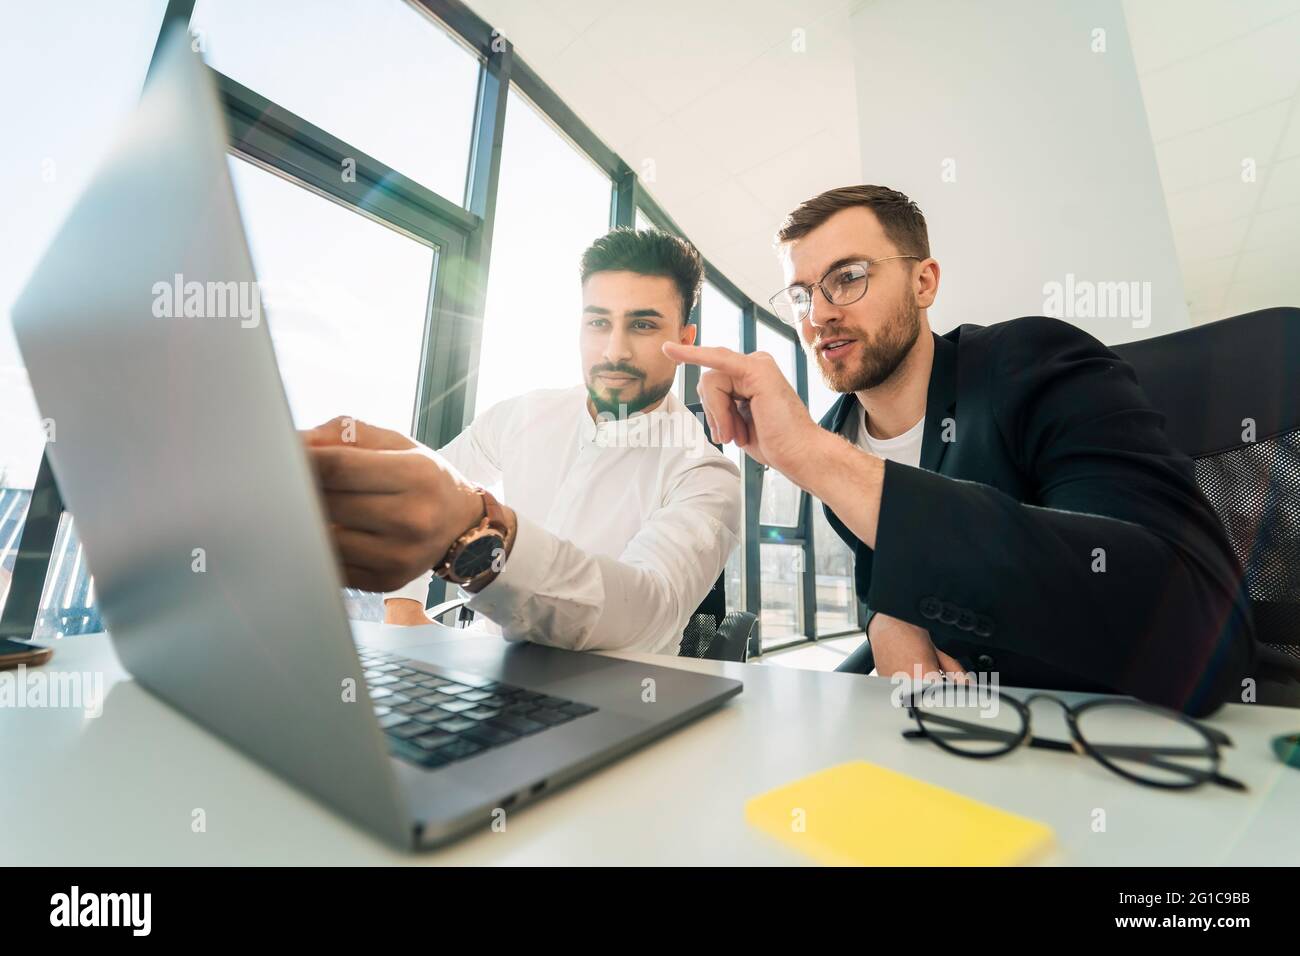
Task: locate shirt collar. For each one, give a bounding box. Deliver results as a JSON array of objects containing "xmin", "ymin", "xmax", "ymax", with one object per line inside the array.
[{"xmin": 577, "ymin": 389, "xmax": 685, "ymax": 449}]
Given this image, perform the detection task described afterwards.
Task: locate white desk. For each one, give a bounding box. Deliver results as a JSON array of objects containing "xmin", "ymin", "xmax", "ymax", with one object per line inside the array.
[{"xmin": 3, "ymin": 623, "xmax": 1299, "ymax": 865}]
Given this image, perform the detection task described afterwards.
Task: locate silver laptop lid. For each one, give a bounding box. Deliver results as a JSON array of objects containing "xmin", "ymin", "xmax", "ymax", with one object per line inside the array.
[{"xmin": 12, "ymin": 26, "xmax": 410, "ymax": 846}]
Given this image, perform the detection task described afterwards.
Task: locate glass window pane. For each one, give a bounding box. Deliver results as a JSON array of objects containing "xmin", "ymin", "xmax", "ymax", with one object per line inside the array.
[
  {"xmin": 700, "ymin": 283, "xmax": 741, "ymax": 354},
  {"xmin": 230, "ymin": 159, "xmax": 439, "ymax": 623},
  {"xmin": 476, "ymin": 87, "xmax": 611, "ymax": 414},
  {"xmin": 0, "ymin": 490, "xmax": 33, "ymax": 622},
  {"xmin": 808, "ymin": 360, "xmax": 843, "ymax": 421},
  {"xmin": 191, "ymin": 0, "xmax": 480, "ymax": 203},
  {"xmin": 760, "ymin": 543, "xmax": 803, "ymax": 645},
  {"xmin": 814, "ymin": 505, "xmax": 857, "ymax": 634},
  {"xmin": 1, "ymin": 0, "xmax": 169, "ymax": 624},
  {"xmin": 32, "ymin": 516, "xmax": 103, "ymax": 640},
  {"xmin": 755, "ymin": 320, "xmax": 797, "ymax": 381},
  {"xmin": 755, "ymin": 321, "xmax": 801, "ymax": 526},
  {"xmin": 699, "ymin": 283, "xmax": 745, "ymax": 613},
  {"xmin": 228, "ymin": 157, "xmax": 435, "ymax": 434},
  {"xmin": 760, "ymin": 471, "xmax": 801, "ymax": 527}
]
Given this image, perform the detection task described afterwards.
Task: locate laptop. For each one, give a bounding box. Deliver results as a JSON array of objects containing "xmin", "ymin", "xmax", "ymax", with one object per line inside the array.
[{"xmin": 11, "ymin": 26, "xmax": 742, "ymax": 850}]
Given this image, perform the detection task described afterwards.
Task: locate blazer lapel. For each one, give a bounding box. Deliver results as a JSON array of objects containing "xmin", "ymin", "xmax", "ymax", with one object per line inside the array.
[
  {"xmin": 818, "ymin": 390, "xmax": 857, "ymax": 434},
  {"xmin": 919, "ymin": 331, "xmax": 959, "ymax": 474}
]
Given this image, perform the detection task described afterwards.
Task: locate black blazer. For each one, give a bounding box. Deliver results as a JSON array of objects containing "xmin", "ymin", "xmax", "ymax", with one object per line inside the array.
[{"xmin": 819, "ymin": 316, "xmax": 1255, "ymax": 717}]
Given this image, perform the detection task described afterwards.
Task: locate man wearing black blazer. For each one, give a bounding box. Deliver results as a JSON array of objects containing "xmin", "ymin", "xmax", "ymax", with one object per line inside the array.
[{"xmin": 665, "ymin": 185, "xmax": 1255, "ymax": 717}]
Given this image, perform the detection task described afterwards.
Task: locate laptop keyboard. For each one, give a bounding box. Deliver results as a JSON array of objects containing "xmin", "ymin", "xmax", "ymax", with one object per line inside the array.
[{"xmin": 357, "ymin": 648, "xmax": 598, "ymax": 770}]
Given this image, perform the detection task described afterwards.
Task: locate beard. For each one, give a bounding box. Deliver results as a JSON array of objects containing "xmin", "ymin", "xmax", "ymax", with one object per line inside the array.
[
  {"xmin": 814, "ymin": 293, "xmax": 921, "ymax": 393},
  {"xmin": 586, "ymin": 368, "xmax": 675, "ymax": 418}
]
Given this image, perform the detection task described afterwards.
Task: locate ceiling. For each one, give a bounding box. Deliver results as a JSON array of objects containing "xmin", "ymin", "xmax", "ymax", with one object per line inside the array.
[
  {"xmin": 463, "ymin": 0, "xmax": 1300, "ymax": 324},
  {"xmin": 1125, "ymin": 0, "xmax": 1300, "ymax": 324}
]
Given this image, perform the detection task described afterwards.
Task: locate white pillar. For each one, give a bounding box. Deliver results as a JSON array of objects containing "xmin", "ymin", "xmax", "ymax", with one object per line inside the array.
[{"xmin": 850, "ymin": 0, "xmax": 1187, "ymax": 343}]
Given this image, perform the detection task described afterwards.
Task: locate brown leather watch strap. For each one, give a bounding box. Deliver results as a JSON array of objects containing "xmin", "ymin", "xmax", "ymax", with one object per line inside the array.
[{"xmin": 477, "ymin": 487, "xmax": 509, "ymax": 537}]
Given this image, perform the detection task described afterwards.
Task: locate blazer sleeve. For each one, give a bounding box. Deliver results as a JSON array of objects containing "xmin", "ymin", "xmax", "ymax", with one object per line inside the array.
[{"xmin": 865, "ymin": 317, "xmax": 1256, "ymax": 717}]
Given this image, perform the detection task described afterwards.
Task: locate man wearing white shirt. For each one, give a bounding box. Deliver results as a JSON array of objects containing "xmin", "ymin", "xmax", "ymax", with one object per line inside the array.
[{"xmin": 305, "ymin": 229, "xmax": 741, "ymax": 654}]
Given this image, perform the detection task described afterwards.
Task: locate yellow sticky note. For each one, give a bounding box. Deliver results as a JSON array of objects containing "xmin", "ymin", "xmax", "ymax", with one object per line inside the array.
[{"xmin": 745, "ymin": 761, "xmax": 1055, "ymax": 866}]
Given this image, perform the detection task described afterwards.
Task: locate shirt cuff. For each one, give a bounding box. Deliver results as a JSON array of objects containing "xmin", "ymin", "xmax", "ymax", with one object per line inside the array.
[
  {"xmin": 463, "ymin": 512, "xmax": 555, "ymax": 635},
  {"xmin": 385, "ymin": 571, "xmax": 432, "ymax": 606}
]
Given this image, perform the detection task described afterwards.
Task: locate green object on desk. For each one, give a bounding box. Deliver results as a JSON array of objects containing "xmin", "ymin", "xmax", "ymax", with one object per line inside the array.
[{"xmin": 1272, "ymin": 733, "xmax": 1300, "ymax": 768}]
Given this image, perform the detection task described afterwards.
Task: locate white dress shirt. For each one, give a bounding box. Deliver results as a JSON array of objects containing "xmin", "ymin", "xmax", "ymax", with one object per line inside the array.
[{"xmin": 387, "ymin": 385, "xmax": 741, "ymax": 654}]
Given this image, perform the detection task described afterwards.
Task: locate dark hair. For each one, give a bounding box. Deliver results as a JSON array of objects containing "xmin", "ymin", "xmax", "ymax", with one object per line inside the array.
[
  {"xmin": 775, "ymin": 185, "xmax": 930, "ymax": 259},
  {"xmin": 580, "ymin": 228, "xmax": 704, "ymax": 324}
]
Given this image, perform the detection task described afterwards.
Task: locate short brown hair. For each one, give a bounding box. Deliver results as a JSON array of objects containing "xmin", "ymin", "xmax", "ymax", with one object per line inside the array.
[
  {"xmin": 775, "ymin": 185, "xmax": 930, "ymax": 258},
  {"xmin": 580, "ymin": 228, "xmax": 704, "ymax": 324}
]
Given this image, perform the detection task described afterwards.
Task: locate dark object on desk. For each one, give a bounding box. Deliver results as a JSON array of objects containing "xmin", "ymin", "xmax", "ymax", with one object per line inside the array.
[
  {"xmin": 902, "ymin": 687, "xmax": 1246, "ymax": 791},
  {"xmin": 1115, "ymin": 307, "xmax": 1300, "ymax": 707},
  {"xmin": 1273, "ymin": 733, "xmax": 1300, "ymax": 768},
  {"xmin": 0, "ymin": 637, "xmax": 53, "ymax": 669}
]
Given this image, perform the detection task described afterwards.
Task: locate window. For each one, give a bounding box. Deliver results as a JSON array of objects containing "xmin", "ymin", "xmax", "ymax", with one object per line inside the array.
[
  {"xmin": 699, "ymin": 282, "xmax": 745, "ymax": 613},
  {"xmin": 755, "ymin": 321, "xmax": 801, "ymax": 526},
  {"xmin": 760, "ymin": 543, "xmax": 803, "ymax": 644},
  {"xmin": 190, "ymin": 0, "xmax": 480, "ymax": 203},
  {"xmin": 0, "ymin": 0, "xmax": 169, "ymax": 623},
  {"xmin": 813, "ymin": 505, "xmax": 856, "ymax": 634},
  {"xmin": 807, "ymin": 346, "xmax": 858, "ymax": 635},
  {"xmin": 228, "ymin": 157, "xmax": 436, "ymax": 433},
  {"xmin": 475, "ymin": 87, "xmax": 611, "ymax": 415},
  {"xmin": 228, "ymin": 157, "xmax": 443, "ymax": 623}
]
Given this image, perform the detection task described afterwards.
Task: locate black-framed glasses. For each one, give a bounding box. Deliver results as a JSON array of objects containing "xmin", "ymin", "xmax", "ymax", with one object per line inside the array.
[
  {"xmin": 903, "ymin": 689, "xmax": 1246, "ymax": 791},
  {"xmin": 768, "ymin": 255, "xmax": 920, "ymax": 326}
]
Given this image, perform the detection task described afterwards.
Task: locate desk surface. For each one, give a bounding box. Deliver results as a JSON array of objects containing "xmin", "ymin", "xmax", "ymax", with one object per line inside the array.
[{"xmin": 4, "ymin": 623, "xmax": 1299, "ymax": 865}]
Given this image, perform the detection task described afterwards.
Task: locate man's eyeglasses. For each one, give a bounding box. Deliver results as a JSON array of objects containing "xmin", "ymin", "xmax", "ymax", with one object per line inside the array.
[
  {"xmin": 903, "ymin": 688, "xmax": 1246, "ymax": 792},
  {"xmin": 768, "ymin": 255, "xmax": 920, "ymax": 327}
]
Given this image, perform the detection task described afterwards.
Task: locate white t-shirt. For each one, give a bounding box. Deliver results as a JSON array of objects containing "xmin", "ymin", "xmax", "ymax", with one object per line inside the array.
[{"xmin": 843, "ymin": 401, "xmax": 925, "ymax": 468}]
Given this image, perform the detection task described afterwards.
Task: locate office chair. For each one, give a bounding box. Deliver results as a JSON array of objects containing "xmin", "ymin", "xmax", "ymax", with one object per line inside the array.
[
  {"xmin": 416, "ymin": 403, "xmax": 760, "ymax": 663},
  {"xmin": 1113, "ymin": 306, "xmax": 1300, "ymax": 697}
]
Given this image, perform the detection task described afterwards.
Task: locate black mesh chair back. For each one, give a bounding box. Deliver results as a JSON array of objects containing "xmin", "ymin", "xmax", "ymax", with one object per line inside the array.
[{"xmin": 1113, "ymin": 307, "xmax": 1300, "ymax": 670}]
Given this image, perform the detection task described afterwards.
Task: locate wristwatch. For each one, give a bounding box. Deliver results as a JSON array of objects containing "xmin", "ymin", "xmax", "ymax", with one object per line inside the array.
[{"xmin": 433, "ymin": 488, "xmax": 511, "ymax": 588}]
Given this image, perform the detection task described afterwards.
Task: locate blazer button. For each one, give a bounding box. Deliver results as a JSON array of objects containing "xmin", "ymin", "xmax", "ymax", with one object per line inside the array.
[
  {"xmin": 956, "ymin": 609, "xmax": 977, "ymax": 631},
  {"xmin": 974, "ymin": 616, "xmax": 995, "ymax": 638},
  {"xmin": 919, "ymin": 596, "xmax": 943, "ymax": 619},
  {"xmin": 939, "ymin": 602, "xmax": 959, "ymax": 625},
  {"xmin": 976, "ymin": 653, "xmax": 995, "ymax": 671}
]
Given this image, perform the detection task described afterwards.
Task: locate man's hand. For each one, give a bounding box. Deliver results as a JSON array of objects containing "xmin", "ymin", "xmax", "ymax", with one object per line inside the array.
[
  {"xmin": 664, "ymin": 340, "xmax": 886, "ymax": 548},
  {"xmin": 383, "ymin": 597, "xmax": 433, "ymax": 627},
  {"xmin": 868, "ymin": 612, "xmax": 969, "ymax": 682},
  {"xmin": 302, "ymin": 416, "xmax": 486, "ymax": 593},
  {"xmin": 663, "ymin": 342, "xmax": 821, "ymax": 477}
]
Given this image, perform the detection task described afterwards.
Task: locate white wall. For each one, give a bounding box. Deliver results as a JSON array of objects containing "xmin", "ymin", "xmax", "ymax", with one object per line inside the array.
[{"xmin": 851, "ymin": 0, "xmax": 1188, "ymax": 343}]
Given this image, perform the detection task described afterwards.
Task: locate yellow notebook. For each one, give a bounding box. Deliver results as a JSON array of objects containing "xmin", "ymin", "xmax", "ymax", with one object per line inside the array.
[{"xmin": 745, "ymin": 761, "xmax": 1055, "ymax": 866}]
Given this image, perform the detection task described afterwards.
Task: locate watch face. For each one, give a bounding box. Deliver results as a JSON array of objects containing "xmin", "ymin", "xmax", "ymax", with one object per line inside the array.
[{"xmin": 453, "ymin": 533, "xmax": 503, "ymax": 580}]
